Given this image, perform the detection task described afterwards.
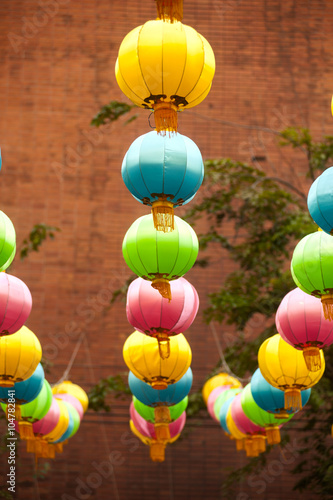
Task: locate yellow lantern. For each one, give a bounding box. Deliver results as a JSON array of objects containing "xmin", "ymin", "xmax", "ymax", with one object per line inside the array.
[
  {"xmin": 202, "ymin": 373, "xmax": 242, "ymax": 405},
  {"xmin": 123, "ymin": 330, "xmax": 191, "ymax": 389},
  {"xmin": 0, "ymin": 326, "xmax": 42, "ymax": 387},
  {"xmin": 115, "ymin": 20, "xmax": 215, "ymax": 134},
  {"xmin": 52, "ymin": 381, "xmax": 89, "ymax": 413},
  {"xmin": 225, "ymin": 405, "xmax": 247, "ymax": 453},
  {"xmin": 258, "ymin": 334, "xmax": 325, "ymax": 412}
]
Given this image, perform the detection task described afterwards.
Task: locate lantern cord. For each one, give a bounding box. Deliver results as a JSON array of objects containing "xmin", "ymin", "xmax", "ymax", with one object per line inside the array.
[
  {"xmin": 148, "ymin": 112, "xmax": 155, "ymax": 130},
  {"xmin": 53, "ymin": 331, "xmax": 86, "ymax": 386},
  {"xmin": 32, "ymin": 457, "xmax": 41, "ymax": 500},
  {"xmin": 209, "ymin": 323, "xmax": 251, "ymax": 384}
]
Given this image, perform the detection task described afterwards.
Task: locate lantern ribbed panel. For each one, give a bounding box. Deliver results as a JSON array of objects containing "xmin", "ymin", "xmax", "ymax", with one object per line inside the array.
[
  {"xmin": 122, "ymin": 131, "xmax": 204, "ymax": 207},
  {"xmin": 0, "ymin": 211, "xmax": 16, "ymax": 271},
  {"xmin": 3, "ymin": 379, "xmax": 53, "ymax": 423},
  {"xmin": 52, "ymin": 381, "xmax": 89, "ymax": 413},
  {"xmin": 0, "ymin": 273, "xmax": 32, "ymax": 335},
  {"xmin": 126, "ymin": 277, "xmax": 199, "ymax": 336},
  {"xmin": 123, "ymin": 331, "xmax": 191, "ymax": 385},
  {"xmin": 32, "ymin": 398, "xmax": 60, "ymax": 436},
  {"xmin": 122, "ymin": 214, "xmax": 198, "ymax": 281},
  {"xmin": 241, "ymin": 384, "xmax": 292, "ymax": 427},
  {"xmin": 231, "ymin": 393, "xmax": 265, "ymax": 435},
  {"xmin": 202, "ymin": 373, "xmax": 242, "ymax": 404},
  {"xmin": 115, "ymin": 20, "xmax": 215, "ymax": 110},
  {"xmin": 44, "ymin": 400, "xmax": 69, "ymax": 442},
  {"xmin": 226, "ymin": 405, "xmax": 247, "ymax": 440},
  {"xmin": 0, "ymin": 326, "xmax": 42, "ymax": 386},
  {"xmin": 0, "ymin": 363, "xmax": 44, "ymax": 405},
  {"xmin": 307, "ymin": 166, "xmax": 333, "ymax": 234},
  {"xmin": 133, "ymin": 395, "xmax": 188, "ymax": 423},
  {"xmin": 258, "ymin": 334, "xmax": 325, "ymax": 390}
]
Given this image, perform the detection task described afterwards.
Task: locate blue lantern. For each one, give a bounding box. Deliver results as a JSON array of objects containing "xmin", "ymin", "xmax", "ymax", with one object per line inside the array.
[
  {"xmin": 251, "ymin": 368, "xmax": 311, "ymax": 417},
  {"xmin": 219, "ymin": 396, "xmax": 236, "ymax": 434},
  {"xmin": 308, "ymin": 167, "xmax": 333, "ymax": 234},
  {"xmin": 128, "ymin": 367, "xmax": 192, "ymax": 407},
  {"xmin": 0, "ymin": 363, "xmax": 44, "ymax": 405},
  {"xmin": 122, "ymin": 131, "xmax": 204, "ymax": 232}
]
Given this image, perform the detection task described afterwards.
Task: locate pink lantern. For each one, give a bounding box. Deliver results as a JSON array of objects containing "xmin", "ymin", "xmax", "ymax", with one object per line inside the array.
[
  {"xmin": 0, "ymin": 274, "xmax": 32, "ymax": 336},
  {"xmin": 130, "ymin": 402, "xmax": 186, "ymax": 439},
  {"xmin": 207, "ymin": 386, "xmax": 232, "ymax": 421},
  {"xmin": 54, "ymin": 393, "xmax": 84, "ymax": 420},
  {"xmin": 126, "ymin": 277, "xmax": 199, "ymax": 338},
  {"xmin": 230, "ymin": 393, "xmax": 266, "ymax": 456},
  {"xmin": 276, "ymin": 288, "xmax": 333, "ymax": 372},
  {"xmin": 32, "ymin": 398, "xmax": 60, "ymax": 436}
]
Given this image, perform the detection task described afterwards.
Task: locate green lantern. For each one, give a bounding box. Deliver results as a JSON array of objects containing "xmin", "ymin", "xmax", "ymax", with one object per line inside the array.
[
  {"xmin": 2, "ymin": 380, "xmax": 52, "ymax": 440},
  {"xmin": 291, "ymin": 230, "xmax": 333, "ymax": 320},
  {"xmin": 213, "ymin": 387, "xmax": 241, "ymax": 421},
  {"xmin": 133, "ymin": 396, "xmax": 188, "ymax": 423},
  {"xmin": 122, "ymin": 214, "xmax": 198, "ymax": 300},
  {"xmin": 0, "ymin": 211, "xmax": 16, "ymax": 271},
  {"xmin": 241, "ymin": 384, "xmax": 292, "ymax": 446}
]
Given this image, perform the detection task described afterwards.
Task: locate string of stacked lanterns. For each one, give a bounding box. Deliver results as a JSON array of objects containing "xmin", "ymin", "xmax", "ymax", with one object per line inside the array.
[
  {"xmin": 0, "ymin": 153, "xmax": 88, "ymax": 462},
  {"xmin": 203, "ymin": 105, "xmax": 333, "ymax": 453},
  {"xmin": 116, "ymin": 0, "xmax": 215, "ymax": 461}
]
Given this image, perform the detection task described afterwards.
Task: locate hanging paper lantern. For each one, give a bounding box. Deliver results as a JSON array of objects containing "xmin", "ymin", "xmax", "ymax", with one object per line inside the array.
[
  {"xmin": 225, "ymin": 405, "xmax": 247, "ymax": 451},
  {"xmin": 130, "ymin": 402, "xmax": 186, "ymax": 443},
  {"xmin": 39, "ymin": 399, "xmax": 70, "ymax": 457},
  {"xmin": 251, "ymin": 368, "xmax": 311, "ymax": 418},
  {"xmin": 115, "ymin": 20, "xmax": 215, "ymax": 133},
  {"xmin": 133, "ymin": 395, "xmax": 187, "ymax": 424},
  {"xmin": 241, "ymin": 383, "xmax": 292, "ymax": 445},
  {"xmin": 0, "ymin": 363, "xmax": 44, "ymax": 405},
  {"xmin": 128, "ymin": 367, "xmax": 192, "ymax": 406},
  {"xmin": 258, "ymin": 334, "xmax": 325, "ymax": 412},
  {"xmin": 129, "ymin": 419, "xmax": 180, "ymax": 462},
  {"xmin": 155, "ymin": 0, "xmax": 183, "ymax": 22},
  {"xmin": 54, "ymin": 393, "xmax": 84, "ymax": 420},
  {"xmin": 230, "ymin": 393, "xmax": 267, "ymax": 456},
  {"xmin": 53, "ymin": 401, "xmax": 80, "ymax": 443},
  {"xmin": 27, "ymin": 398, "xmax": 61, "ymax": 459},
  {"xmin": 276, "ymin": 288, "xmax": 333, "ymax": 371},
  {"xmin": 202, "ymin": 373, "xmax": 242, "ymax": 405},
  {"xmin": 0, "ymin": 274, "xmax": 32, "ymax": 336},
  {"xmin": 123, "ymin": 214, "xmax": 198, "ymax": 301},
  {"xmin": 122, "ymin": 132, "xmax": 204, "ymax": 231},
  {"xmin": 126, "ymin": 277, "xmax": 199, "ymax": 355},
  {"xmin": 219, "ymin": 396, "xmax": 239, "ymax": 442},
  {"xmin": 51, "ymin": 381, "xmax": 89, "ymax": 413},
  {"xmin": 214, "ymin": 387, "xmax": 242, "ymax": 422},
  {"xmin": 0, "ymin": 326, "xmax": 42, "ymax": 387},
  {"xmin": 0, "ymin": 211, "xmax": 16, "ymax": 271},
  {"xmin": 308, "ymin": 167, "xmax": 333, "ymax": 234},
  {"xmin": 291, "ymin": 230, "xmax": 333, "ymax": 321},
  {"xmin": 207, "ymin": 385, "xmax": 232, "ymax": 421},
  {"xmin": 3, "ymin": 379, "xmax": 52, "ymax": 440},
  {"xmin": 123, "ymin": 331, "xmax": 191, "ymax": 388}
]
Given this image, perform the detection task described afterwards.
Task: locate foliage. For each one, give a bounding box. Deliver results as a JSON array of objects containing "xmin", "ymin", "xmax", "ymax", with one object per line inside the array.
[
  {"xmin": 88, "ymin": 374, "xmax": 131, "ymax": 412},
  {"xmin": 20, "ymin": 224, "xmax": 60, "ymax": 261},
  {"xmin": 91, "ymin": 101, "xmax": 137, "ymax": 128}
]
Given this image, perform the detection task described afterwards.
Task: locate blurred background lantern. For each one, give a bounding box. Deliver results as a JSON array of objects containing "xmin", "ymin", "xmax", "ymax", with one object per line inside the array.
[
  {"xmin": 28, "ymin": 398, "xmax": 61, "ymax": 459},
  {"xmin": 219, "ymin": 395, "xmax": 238, "ymax": 440},
  {"xmin": 52, "ymin": 381, "xmax": 89, "ymax": 414},
  {"xmin": 307, "ymin": 167, "xmax": 333, "ymax": 234},
  {"xmin": 241, "ymin": 383, "xmax": 293, "ymax": 445},
  {"xmin": 0, "ymin": 363, "xmax": 44, "ymax": 406},
  {"xmin": 202, "ymin": 373, "xmax": 242, "ymax": 405},
  {"xmin": 251, "ymin": 368, "xmax": 311, "ymax": 418},
  {"xmin": 54, "ymin": 393, "xmax": 84, "ymax": 420},
  {"xmin": 276, "ymin": 288, "xmax": 333, "ymax": 371},
  {"xmin": 225, "ymin": 404, "xmax": 247, "ymax": 452},
  {"xmin": 0, "ymin": 326, "xmax": 42, "ymax": 387},
  {"xmin": 258, "ymin": 334, "xmax": 325, "ymax": 412},
  {"xmin": 129, "ymin": 419, "xmax": 180, "ymax": 463},
  {"xmin": 128, "ymin": 367, "xmax": 192, "ymax": 406},
  {"xmin": 0, "ymin": 211, "xmax": 16, "ymax": 270},
  {"xmin": 207, "ymin": 385, "xmax": 232, "ymax": 421},
  {"xmin": 123, "ymin": 331, "xmax": 191, "ymax": 388},
  {"xmin": 126, "ymin": 277, "xmax": 199, "ymax": 354},
  {"xmin": 123, "ymin": 214, "xmax": 198, "ymax": 301},
  {"xmin": 230, "ymin": 393, "xmax": 267, "ymax": 456},
  {"xmin": 214, "ymin": 387, "xmax": 242, "ymax": 424},
  {"xmin": 115, "ymin": 20, "xmax": 215, "ymax": 133},
  {"xmin": 4, "ymin": 379, "xmax": 52, "ymax": 440},
  {"xmin": 53, "ymin": 401, "xmax": 80, "ymax": 444},
  {"xmin": 0, "ymin": 273, "xmax": 32, "ymax": 336},
  {"xmin": 122, "ymin": 131, "xmax": 204, "ymax": 231},
  {"xmin": 291, "ymin": 230, "xmax": 333, "ymax": 320},
  {"xmin": 41, "ymin": 399, "xmax": 70, "ymax": 457},
  {"xmin": 133, "ymin": 395, "xmax": 188, "ymax": 424}
]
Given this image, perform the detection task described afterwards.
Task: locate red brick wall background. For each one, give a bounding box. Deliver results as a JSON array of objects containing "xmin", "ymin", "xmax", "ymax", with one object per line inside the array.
[{"xmin": 0, "ymin": 0, "xmax": 332, "ymax": 498}]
